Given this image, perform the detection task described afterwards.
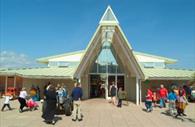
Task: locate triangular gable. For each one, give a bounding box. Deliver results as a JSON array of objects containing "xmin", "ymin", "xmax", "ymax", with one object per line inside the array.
[
  {"xmin": 74, "ymin": 6, "xmax": 145, "ymax": 80},
  {"xmin": 99, "ymin": 5, "xmax": 119, "ymax": 24}
]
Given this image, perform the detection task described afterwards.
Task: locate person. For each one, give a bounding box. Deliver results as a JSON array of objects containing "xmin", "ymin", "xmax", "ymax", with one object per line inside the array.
[
  {"xmin": 167, "ymin": 89, "xmax": 177, "ymax": 116},
  {"xmin": 152, "ymin": 91, "xmax": 158, "ymax": 107},
  {"xmin": 1, "ymin": 93, "xmax": 13, "ymax": 111},
  {"xmin": 145, "ymin": 89, "xmax": 153, "ymax": 112},
  {"xmin": 26, "ymin": 97, "xmax": 39, "ymax": 111},
  {"xmin": 18, "ymin": 87, "xmax": 28, "ymax": 113},
  {"xmin": 42, "ymin": 85, "xmax": 57, "ymax": 125},
  {"xmin": 110, "ymin": 82, "xmax": 117, "ymax": 105},
  {"xmin": 56, "ymin": 86, "xmax": 67, "ymax": 110},
  {"xmin": 175, "ymin": 88, "xmax": 188, "ymax": 118},
  {"xmin": 117, "ymin": 87, "xmax": 125, "ymax": 108},
  {"xmin": 159, "ymin": 84, "xmax": 168, "ymax": 108},
  {"xmin": 71, "ymin": 82, "xmax": 83, "ymax": 121},
  {"xmin": 36, "ymin": 86, "xmax": 41, "ymax": 101}
]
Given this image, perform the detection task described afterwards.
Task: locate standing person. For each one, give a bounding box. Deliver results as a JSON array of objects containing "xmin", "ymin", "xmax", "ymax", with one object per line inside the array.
[
  {"xmin": 145, "ymin": 89, "xmax": 153, "ymax": 112},
  {"xmin": 56, "ymin": 86, "xmax": 66, "ymax": 110},
  {"xmin": 110, "ymin": 82, "xmax": 117, "ymax": 105},
  {"xmin": 167, "ymin": 89, "xmax": 177, "ymax": 116},
  {"xmin": 117, "ymin": 87, "xmax": 125, "ymax": 108},
  {"xmin": 71, "ymin": 82, "xmax": 83, "ymax": 121},
  {"xmin": 36, "ymin": 86, "xmax": 41, "ymax": 101},
  {"xmin": 159, "ymin": 84, "xmax": 168, "ymax": 108},
  {"xmin": 42, "ymin": 85, "xmax": 57, "ymax": 125},
  {"xmin": 18, "ymin": 87, "xmax": 28, "ymax": 113},
  {"xmin": 152, "ymin": 91, "xmax": 158, "ymax": 107},
  {"xmin": 175, "ymin": 88, "xmax": 188, "ymax": 118},
  {"xmin": 1, "ymin": 93, "xmax": 13, "ymax": 111}
]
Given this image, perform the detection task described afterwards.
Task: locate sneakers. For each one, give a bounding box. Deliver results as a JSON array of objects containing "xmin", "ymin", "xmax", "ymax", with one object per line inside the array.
[
  {"xmin": 72, "ymin": 119, "xmax": 83, "ymax": 122},
  {"xmin": 78, "ymin": 119, "xmax": 83, "ymax": 121},
  {"xmin": 19, "ymin": 109, "xmax": 23, "ymax": 113},
  {"xmin": 72, "ymin": 119, "xmax": 76, "ymax": 121}
]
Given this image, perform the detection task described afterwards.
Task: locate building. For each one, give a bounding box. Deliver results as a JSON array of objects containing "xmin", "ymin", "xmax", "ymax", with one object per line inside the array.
[{"xmin": 0, "ymin": 6, "xmax": 194, "ymax": 105}]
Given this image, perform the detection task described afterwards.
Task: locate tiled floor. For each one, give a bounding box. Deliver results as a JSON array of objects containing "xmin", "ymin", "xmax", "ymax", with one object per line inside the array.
[{"xmin": 0, "ymin": 98, "xmax": 195, "ymax": 127}]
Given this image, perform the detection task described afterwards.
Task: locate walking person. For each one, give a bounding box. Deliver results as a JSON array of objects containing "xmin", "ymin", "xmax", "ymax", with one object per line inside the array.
[
  {"xmin": 117, "ymin": 87, "xmax": 125, "ymax": 108},
  {"xmin": 110, "ymin": 82, "xmax": 117, "ymax": 105},
  {"xmin": 18, "ymin": 87, "xmax": 28, "ymax": 113},
  {"xmin": 71, "ymin": 82, "xmax": 83, "ymax": 121},
  {"xmin": 159, "ymin": 84, "xmax": 168, "ymax": 108},
  {"xmin": 1, "ymin": 93, "xmax": 13, "ymax": 111},
  {"xmin": 167, "ymin": 89, "xmax": 177, "ymax": 116},
  {"xmin": 42, "ymin": 85, "xmax": 57, "ymax": 125},
  {"xmin": 175, "ymin": 88, "xmax": 188, "ymax": 118},
  {"xmin": 145, "ymin": 89, "xmax": 153, "ymax": 112}
]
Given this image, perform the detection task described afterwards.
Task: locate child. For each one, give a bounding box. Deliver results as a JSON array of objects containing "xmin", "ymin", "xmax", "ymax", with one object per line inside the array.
[
  {"xmin": 152, "ymin": 92, "xmax": 158, "ymax": 107},
  {"xmin": 1, "ymin": 93, "xmax": 13, "ymax": 111},
  {"xmin": 26, "ymin": 98, "xmax": 39, "ymax": 111},
  {"xmin": 145, "ymin": 89, "xmax": 153, "ymax": 112},
  {"xmin": 167, "ymin": 89, "xmax": 177, "ymax": 116}
]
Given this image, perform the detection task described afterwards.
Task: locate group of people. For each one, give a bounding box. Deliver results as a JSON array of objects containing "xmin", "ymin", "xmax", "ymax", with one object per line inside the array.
[
  {"xmin": 41, "ymin": 82, "xmax": 83, "ymax": 125},
  {"xmin": 145, "ymin": 84, "xmax": 189, "ymax": 118}
]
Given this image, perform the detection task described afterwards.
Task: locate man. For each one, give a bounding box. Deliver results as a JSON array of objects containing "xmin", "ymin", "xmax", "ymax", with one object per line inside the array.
[
  {"xmin": 71, "ymin": 82, "xmax": 83, "ymax": 121},
  {"xmin": 159, "ymin": 84, "xmax": 168, "ymax": 108}
]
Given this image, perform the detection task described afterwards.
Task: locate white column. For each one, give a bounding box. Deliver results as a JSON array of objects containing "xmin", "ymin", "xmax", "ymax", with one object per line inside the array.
[
  {"xmin": 5, "ymin": 76, "xmax": 8, "ymax": 93},
  {"xmin": 14, "ymin": 76, "xmax": 16, "ymax": 88},
  {"xmin": 136, "ymin": 77, "xmax": 140, "ymax": 105},
  {"xmin": 139, "ymin": 80, "xmax": 142, "ymax": 104},
  {"xmin": 14, "ymin": 76, "xmax": 16, "ymax": 96}
]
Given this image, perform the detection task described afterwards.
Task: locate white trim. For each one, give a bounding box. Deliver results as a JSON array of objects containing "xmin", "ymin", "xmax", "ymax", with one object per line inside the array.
[
  {"xmin": 99, "ymin": 6, "xmax": 119, "ymax": 24},
  {"xmin": 114, "ymin": 32, "xmax": 141, "ymax": 79},
  {"xmin": 76, "ymin": 30, "xmax": 102, "ymax": 78}
]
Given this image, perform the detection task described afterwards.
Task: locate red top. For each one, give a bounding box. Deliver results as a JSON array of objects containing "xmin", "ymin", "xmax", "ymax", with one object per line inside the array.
[
  {"xmin": 159, "ymin": 88, "xmax": 168, "ymax": 98},
  {"xmin": 146, "ymin": 89, "xmax": 153, "ymax": 101}
]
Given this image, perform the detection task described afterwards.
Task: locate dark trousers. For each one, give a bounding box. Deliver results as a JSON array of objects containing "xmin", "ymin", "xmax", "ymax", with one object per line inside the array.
[
  {"xmin": 18, "ymin": 97, "xmax": 27, "ymax": 110},
  {"xmin": 1, "ymin": 104, "xmax": 11, "ymax": 111},
  {"xmin": 117, "ymin": 99, "xmax": 122, "ymax": 107}
]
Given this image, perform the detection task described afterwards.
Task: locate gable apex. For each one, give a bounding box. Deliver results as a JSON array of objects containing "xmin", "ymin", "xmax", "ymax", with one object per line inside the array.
[{"xmin": 99, "ymin": 6, "xmax": 119, "ymax": 24}]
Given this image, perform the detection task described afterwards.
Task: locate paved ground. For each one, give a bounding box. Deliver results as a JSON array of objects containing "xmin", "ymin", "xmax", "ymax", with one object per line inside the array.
[{"xmin": 0, "ymin": 99, "xmax": 195, "ymax": 127}]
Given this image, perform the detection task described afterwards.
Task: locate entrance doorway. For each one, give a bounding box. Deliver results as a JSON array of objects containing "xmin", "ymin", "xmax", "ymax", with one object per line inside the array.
[{"xmin": 90, "ymin": 74, "xmax": 124, "ymax": 99}]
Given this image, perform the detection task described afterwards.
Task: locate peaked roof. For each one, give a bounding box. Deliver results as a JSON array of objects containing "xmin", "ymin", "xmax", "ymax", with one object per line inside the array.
[
  {"xmin": 74, "ymin": 7, "xmax": 145, "ymax": 79},
  {"xmin": 37, "ymin": 50, "xmax": 177, "ymax": 64},
  {"xmin": 99, "ymin": 6, "xmax": 119, "ymax": 24}
]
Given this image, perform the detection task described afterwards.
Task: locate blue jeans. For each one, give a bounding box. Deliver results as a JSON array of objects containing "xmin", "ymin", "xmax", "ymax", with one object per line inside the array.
[{"xmin": 160, "ymin": 98, "xmax": 166, "ymax": 108}]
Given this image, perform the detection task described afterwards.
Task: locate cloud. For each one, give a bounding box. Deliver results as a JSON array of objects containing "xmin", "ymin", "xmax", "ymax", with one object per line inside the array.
[{"xmin": 0, "ymin": 51, "xmax": 42, "ymax": 68}]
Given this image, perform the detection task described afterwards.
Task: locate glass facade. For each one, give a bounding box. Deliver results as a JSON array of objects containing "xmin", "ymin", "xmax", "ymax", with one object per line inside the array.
[{"xmin": 90, "ymin": 41, "xmax": 122, "ymax": 74}]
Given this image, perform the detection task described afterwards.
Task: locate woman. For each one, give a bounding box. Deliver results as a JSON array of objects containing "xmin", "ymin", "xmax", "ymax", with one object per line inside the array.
[
  {"xmin": 110, "ymin": 82, "xmax": 117, "ymax": 105},
  {"xmin": 175, "ymin": 88, "xmax": 188, "ymax": 118},
  {"xmin": 18, "ymin": 87, "xmax": 28, "ymax": 113},
  {"xmin": 42, "ymin": 85, "xmax": 57, "ymax": 125},
  {"xmin": 117, "ymin": 87, "xmax": 125, "ymax": 107}
]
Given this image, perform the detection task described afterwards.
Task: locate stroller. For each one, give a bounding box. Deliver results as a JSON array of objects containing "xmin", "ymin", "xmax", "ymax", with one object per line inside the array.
[{"xmin": 56, "ymin": 89, "xmax": 73, "ymax": 116}]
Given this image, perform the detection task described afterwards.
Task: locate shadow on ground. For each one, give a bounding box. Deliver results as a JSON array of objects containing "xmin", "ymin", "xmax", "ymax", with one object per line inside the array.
[{"xmin": 161, "ymin": 111, "xmax": 195, "ymax": 123}]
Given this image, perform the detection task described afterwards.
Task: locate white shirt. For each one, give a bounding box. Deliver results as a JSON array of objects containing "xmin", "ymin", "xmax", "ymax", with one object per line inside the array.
[
  {"xmin": 19, "ymin": 91, "xmax": 27, "ymax": 99},
  {"xmin": 3, "ymin": 96, "xmax": 12, "ymax": 104}
]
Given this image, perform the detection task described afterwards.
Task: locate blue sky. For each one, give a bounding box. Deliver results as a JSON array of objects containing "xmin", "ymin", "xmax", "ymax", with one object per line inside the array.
[{"xmin": 0, "ymin": 0, "xmax": 195, "ymax": 69}]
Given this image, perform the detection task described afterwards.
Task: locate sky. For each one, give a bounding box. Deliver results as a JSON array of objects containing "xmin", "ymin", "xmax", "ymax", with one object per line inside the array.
[{"xmin": 0, "ymin": 0, "xmax": 195, "ymax": 69}]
